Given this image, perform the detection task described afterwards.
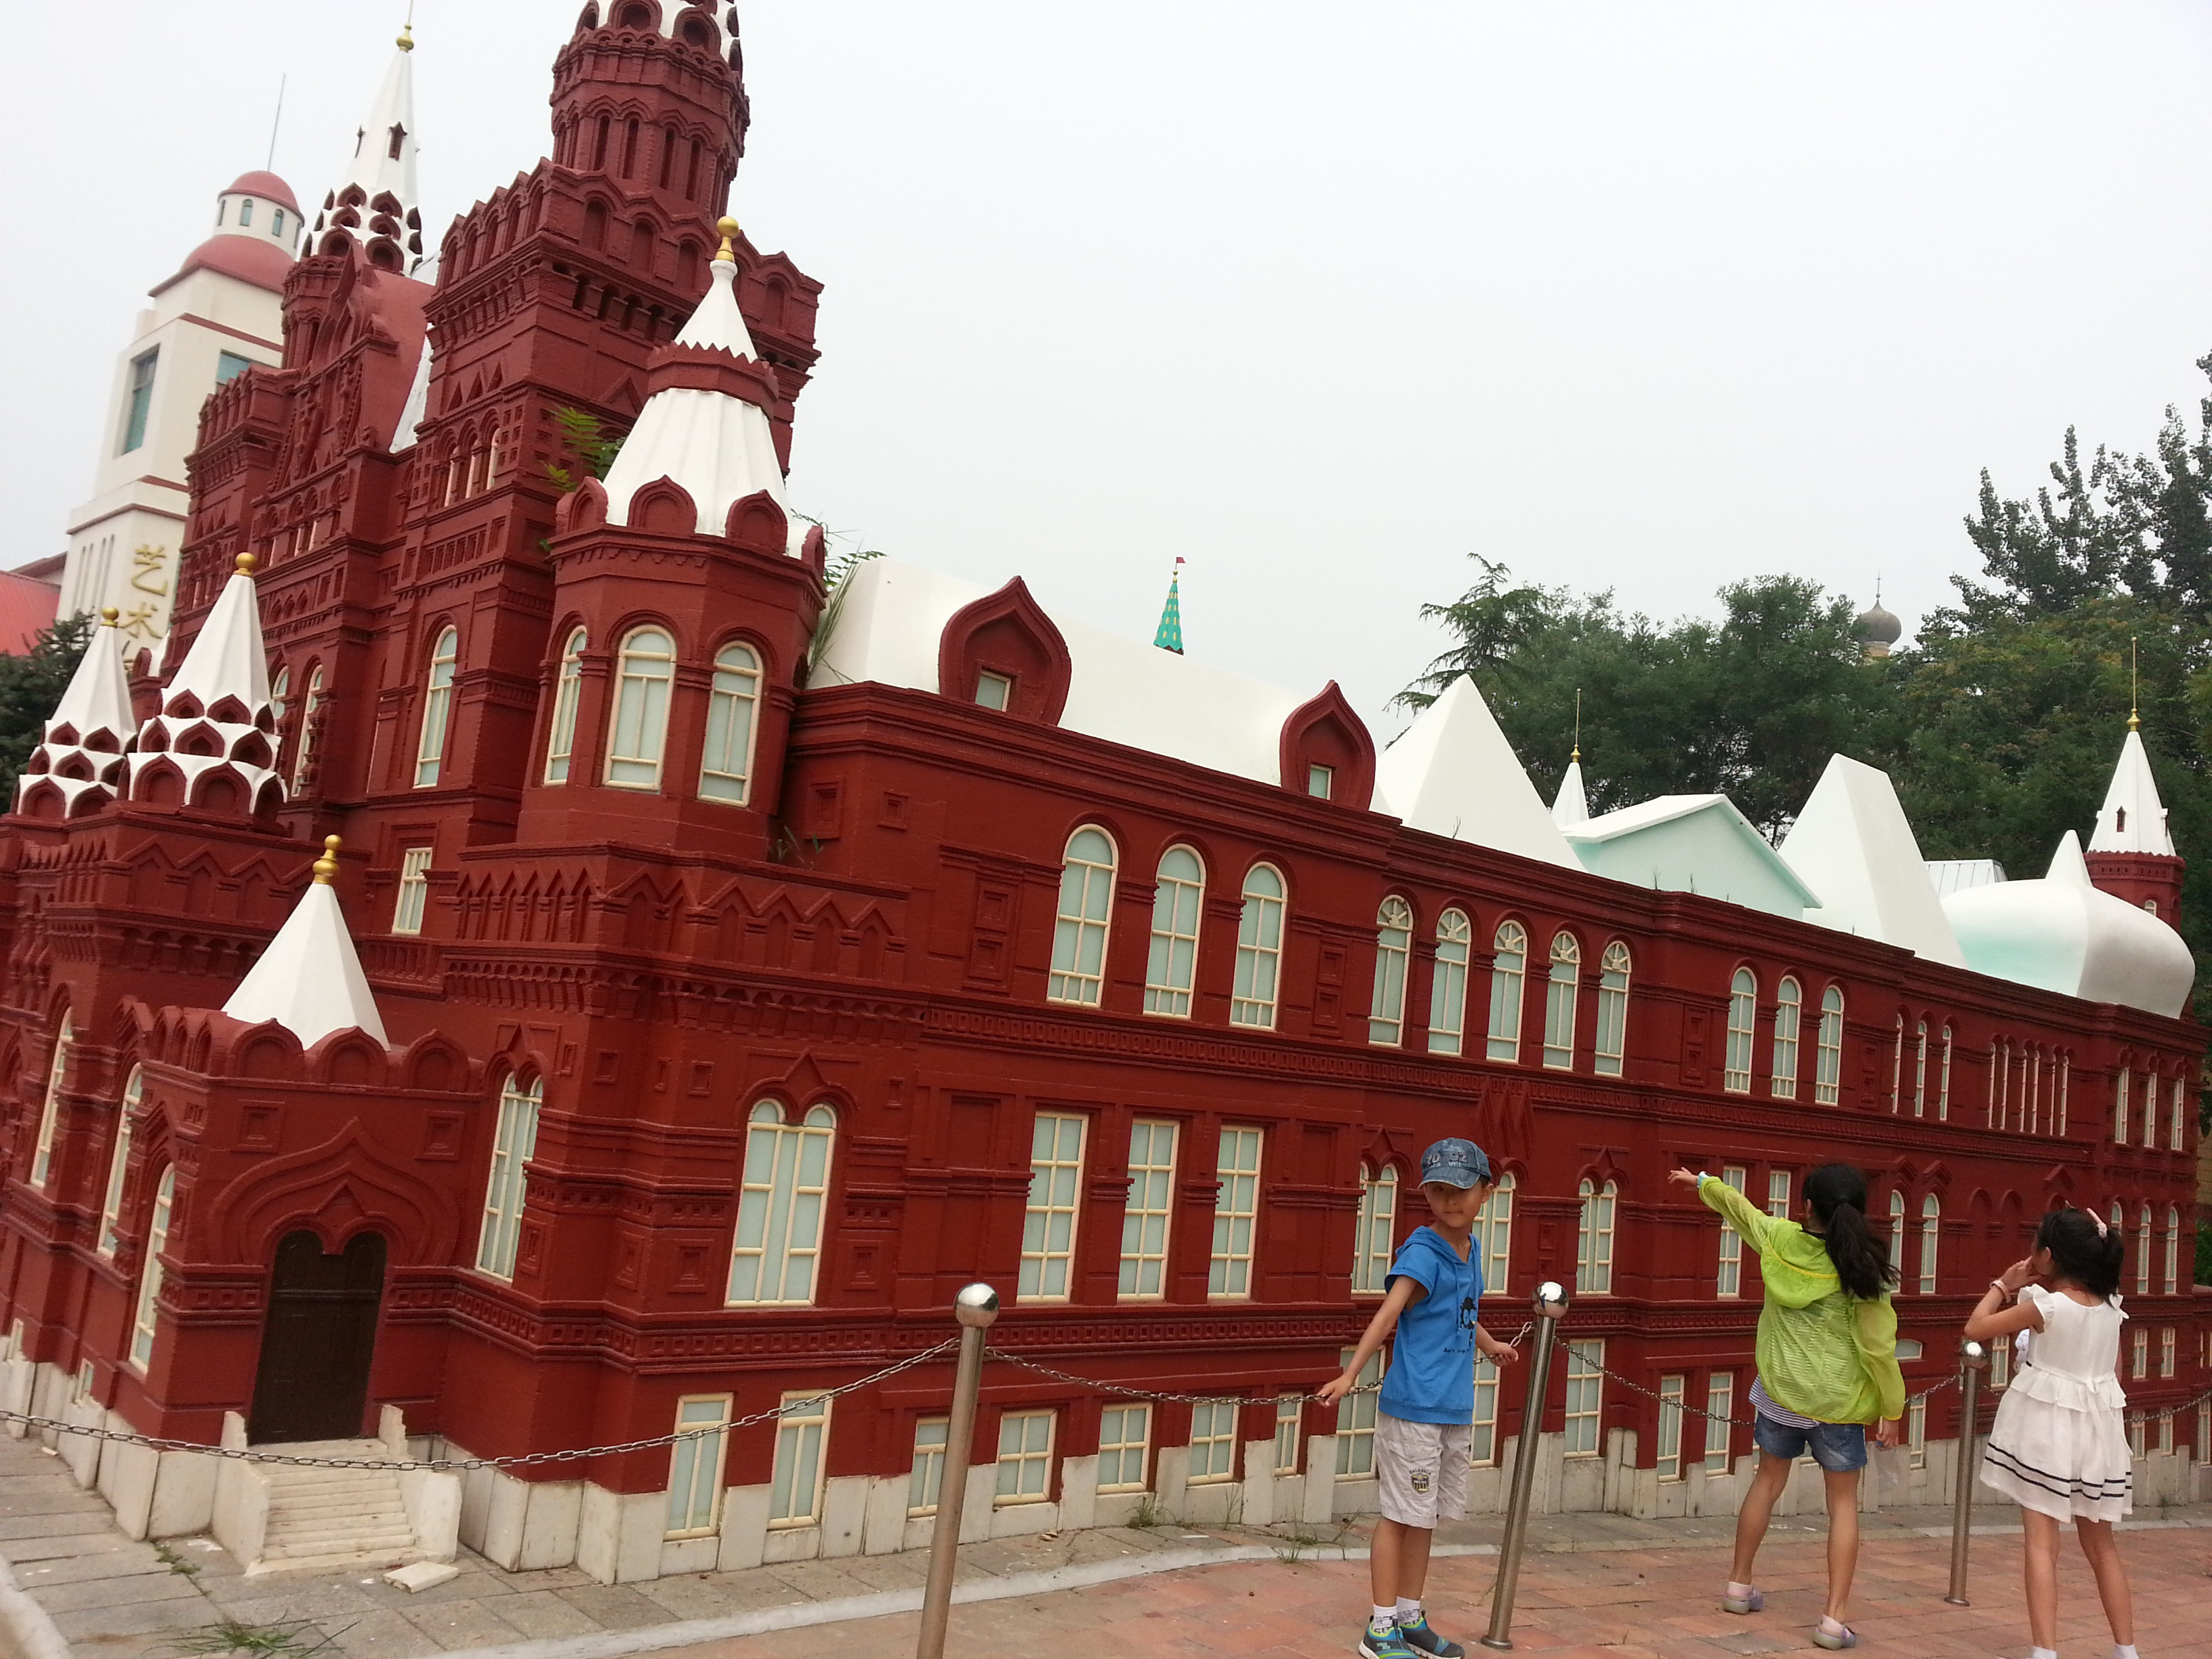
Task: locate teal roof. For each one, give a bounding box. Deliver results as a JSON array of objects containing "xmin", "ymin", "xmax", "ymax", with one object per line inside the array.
[{"xmin": 1565, "ymin": 794, "xmax": 1820, "ymax": 920}]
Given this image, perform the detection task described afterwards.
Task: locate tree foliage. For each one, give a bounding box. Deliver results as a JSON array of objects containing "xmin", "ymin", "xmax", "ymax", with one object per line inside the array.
[
  {"xmin": 0, "ymin": 613, "xmax": 97, "ymax": 801},
  {"xmin": 1401, "ymin": 353, "xmax": 2212, "ymax": 982}
]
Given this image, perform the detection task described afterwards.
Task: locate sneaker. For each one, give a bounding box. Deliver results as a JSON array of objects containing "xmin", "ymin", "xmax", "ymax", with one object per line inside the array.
[
  {"xmin": 1396, "ymin": 1611, "xmax": 1467, "ymax": 1658},
  {"xmin": 1357, "ymin": 1621, "xmax": 1416, "ymax": 1659}
]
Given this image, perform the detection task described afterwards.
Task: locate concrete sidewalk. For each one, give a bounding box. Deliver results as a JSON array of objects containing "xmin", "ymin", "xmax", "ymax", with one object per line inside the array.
[{"xmin": 2, "ymin": 1428, "xmax": 2205, "ymax": 1659}]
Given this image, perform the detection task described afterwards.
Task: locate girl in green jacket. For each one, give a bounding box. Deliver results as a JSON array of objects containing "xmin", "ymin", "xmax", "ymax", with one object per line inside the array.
[{"xmin": 1668, "ymin": 1163, "xmax": 1906, "ymax": 1651}]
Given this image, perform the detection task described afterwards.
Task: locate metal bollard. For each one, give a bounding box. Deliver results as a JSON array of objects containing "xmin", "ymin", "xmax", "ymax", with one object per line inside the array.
[
  {"xmin": 916, "ymin": 1284, "xmax": 999, "ymax": 1659},
  {"xmin": 1480, "ymin": 1281, "xmax": 1570, "ymax": 1652},
  {"xmin": 1944, "ymin": 1338, "xmax": 1990, "ymax": 1607}
]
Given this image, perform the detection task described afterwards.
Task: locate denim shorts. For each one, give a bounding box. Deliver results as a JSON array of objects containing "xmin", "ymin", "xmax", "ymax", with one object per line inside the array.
[{"xmin": 1752, "ymin": 1412, "xmax": 1867, "ymax": 1473}]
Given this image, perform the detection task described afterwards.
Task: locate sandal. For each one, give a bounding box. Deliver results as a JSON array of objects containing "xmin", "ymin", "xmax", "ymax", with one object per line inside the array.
[
  {"xmin": 1720, "ymin": 1588, "xmax": 1763, "ymax": 1615},
  {"xmin": 1809, "ymin": 1622, "xmax": 1856, "ymax": 1650}
]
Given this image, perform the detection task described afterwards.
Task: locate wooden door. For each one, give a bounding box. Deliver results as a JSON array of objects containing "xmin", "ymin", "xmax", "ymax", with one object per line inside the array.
[{"xmin": 246, "ymin": 1229, "xmax": 386, "ymax": 1443}]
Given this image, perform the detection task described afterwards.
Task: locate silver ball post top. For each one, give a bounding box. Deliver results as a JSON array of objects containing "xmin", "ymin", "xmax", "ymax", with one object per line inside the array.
[
  {"xmin": 954, "ymin": 1283, "xmax": 1001, "ymax": 1329},
  {"xmin": 1532, "ymin": 1281, "xmax": 1569, "ymax": 1318},
  {"xmin": 1960, "ymin": 1338, "xmax": 1990, "ymax": 1370}
]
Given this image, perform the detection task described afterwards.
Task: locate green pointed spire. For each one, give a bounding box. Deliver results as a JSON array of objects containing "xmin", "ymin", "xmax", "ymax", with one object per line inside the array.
[{"xmin": 1154, "ymin": 562, "xmax": 1185, "ymax": 655}]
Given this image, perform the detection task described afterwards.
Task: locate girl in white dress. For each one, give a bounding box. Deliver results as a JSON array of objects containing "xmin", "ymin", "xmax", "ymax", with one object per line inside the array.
[{"xmin": 1965, "ymin": 1207, "xmax": 2136, "ymax": 1659}]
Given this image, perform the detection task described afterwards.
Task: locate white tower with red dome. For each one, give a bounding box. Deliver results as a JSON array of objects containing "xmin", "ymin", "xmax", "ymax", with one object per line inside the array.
[{"xmin": 57, "ymin": 171, "xmax": 302, "ymax": 648}]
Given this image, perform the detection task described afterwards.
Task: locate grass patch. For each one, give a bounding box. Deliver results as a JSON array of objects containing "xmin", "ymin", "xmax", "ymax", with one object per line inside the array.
[
  {"xmin": 1126, "ymin": 1493, "xmax": 1172, "ymax": 1530},
  {"xmin": 167, "ymin": 1620, "xmax": 349, "ymax": 1659}
]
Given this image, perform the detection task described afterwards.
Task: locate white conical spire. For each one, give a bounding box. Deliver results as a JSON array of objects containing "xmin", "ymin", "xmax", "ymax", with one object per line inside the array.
[
  {"xmin": 1552, "ymin": 756, "xmax": 1589, "ymax": 826},
  {"xmin": 600, "ymin": 219, "xmax": 791, "ymax": 538},
  {"xmin": 313, "ymin": 19, "xmax": 422, "ymax": 272},
  {"xmin": 2086, "ymin": 727, "xmax": 2174, "ymax": 857},
  {"xmin": 224, "ymin": 838, "xmax": 389, "ymax": 1048},
  {"xmin": 2047, "ymin": 828, "xmax": 2093, "ymax": 887},
  {"xmin": 1371, "ymin": 676, "xmax": 1580, "ymax": 867},
  {"xmin": 1779, "ymin": 754, "xmax": 1964, "ymax": 966},
  {"xmin": 164, "ymin": 560, "xmax": 272, "ymax": 712},
  {"xmin": 14, "ymin": 609, "xmax": 138, "ymax": 815}
]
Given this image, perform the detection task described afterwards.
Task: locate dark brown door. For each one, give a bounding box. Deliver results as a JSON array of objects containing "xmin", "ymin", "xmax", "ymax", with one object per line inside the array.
[{"xmin": 246, "ymin": 1230, "xmax": 386, "ymax": 1443}]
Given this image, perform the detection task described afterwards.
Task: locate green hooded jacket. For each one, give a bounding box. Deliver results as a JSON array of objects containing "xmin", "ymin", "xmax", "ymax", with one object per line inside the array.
[{"xmin": 1698, "ymin": 1174, "xmax": 1906, "ymax": 1427}]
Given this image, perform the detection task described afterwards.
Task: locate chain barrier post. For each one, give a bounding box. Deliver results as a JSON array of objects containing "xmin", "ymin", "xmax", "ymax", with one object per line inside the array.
[
  {"xmin": 916, "ymin": 1284, "xmax": 998, "ymax": 1659},
  {"xmin": 1480, "ymin": 1280, "xmax": 1569, "ymax": 1652},
  {"xmin": 1944, "ymin": 1338, "xmax": 1989, "ymax": 1607}
]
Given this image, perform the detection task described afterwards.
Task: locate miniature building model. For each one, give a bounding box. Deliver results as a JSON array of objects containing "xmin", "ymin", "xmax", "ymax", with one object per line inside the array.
[{"xmin": 2, "ymin": 4, "xmax": 2205, "ymax": 1584}]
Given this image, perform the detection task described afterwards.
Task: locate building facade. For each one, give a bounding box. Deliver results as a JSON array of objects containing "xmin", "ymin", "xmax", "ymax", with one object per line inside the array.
[{"xmin": 2, "ymin": 1, "xmax": 2205, "ymax": 1586}]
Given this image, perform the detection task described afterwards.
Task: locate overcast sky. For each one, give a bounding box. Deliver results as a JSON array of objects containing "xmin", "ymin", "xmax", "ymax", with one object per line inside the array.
[{"xmin": 5, "ymin": 2, "xmax": 2209, "ymax": 739}]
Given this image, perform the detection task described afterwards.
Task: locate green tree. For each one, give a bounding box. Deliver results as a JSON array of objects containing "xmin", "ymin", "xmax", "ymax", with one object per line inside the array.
[{"xmin": 0, "ymin": 613, "xmax": 97, "ymax": 800}]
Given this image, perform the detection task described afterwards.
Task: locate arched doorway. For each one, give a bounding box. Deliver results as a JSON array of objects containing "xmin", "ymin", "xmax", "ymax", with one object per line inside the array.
[{"xmin": 246, "ymin": 1230, "xmax": 386, "ymax": 1443}]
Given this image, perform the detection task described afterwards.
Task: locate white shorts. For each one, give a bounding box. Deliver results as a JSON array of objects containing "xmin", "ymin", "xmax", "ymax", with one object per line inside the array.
[{"xmin": 1374, "ymin": 1411, "xmax": 1470, "ymax": 1528}]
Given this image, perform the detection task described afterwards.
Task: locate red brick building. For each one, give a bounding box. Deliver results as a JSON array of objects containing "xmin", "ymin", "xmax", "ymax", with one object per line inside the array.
[{"xmin": 2, "ymin": 1, "xmax": 2203, "ymax": 1582}]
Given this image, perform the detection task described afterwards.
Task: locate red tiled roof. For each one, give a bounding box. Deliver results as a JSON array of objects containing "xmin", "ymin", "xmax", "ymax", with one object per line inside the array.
[
  {"xmin": 0, "ymin": 569, "xmax": 60, "ymax": 655},
  {"xmin": 225, "ymin": 171, "xmax": 304, "ymax": 216},
  {"xmin": 151, "ymin": 232, "xmax": 295, "ymax": 298}
]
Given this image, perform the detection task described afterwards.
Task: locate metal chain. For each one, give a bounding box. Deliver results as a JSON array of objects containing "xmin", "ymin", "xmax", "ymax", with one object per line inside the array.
[
  {"xmin": 2123, "ymin": 1382, "xmax": 2212, "ymax": 1428},
  {"xmin": 0, "ymin": 1336, "xmax": 958, "ymax": 1471},
  {"xmin": 1587, "ymin": 1357, "xmax": 1955, "ymax": 1431}
]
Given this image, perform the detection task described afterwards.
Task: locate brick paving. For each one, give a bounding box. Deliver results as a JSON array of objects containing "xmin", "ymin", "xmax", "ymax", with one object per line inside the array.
[{"xmin": 677, "ymin": 1523, "xmax": 2212, "ymax": 1659}]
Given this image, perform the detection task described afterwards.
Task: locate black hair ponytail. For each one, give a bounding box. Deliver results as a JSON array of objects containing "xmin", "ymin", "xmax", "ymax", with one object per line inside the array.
[
  {"xmin": 1804, "ymin": 1163, "xmax": 1898, "ymax": 1300},
  {"xmin": 2035, "ymin": 1208, "xmax": 2125, "ymax": 1300}
]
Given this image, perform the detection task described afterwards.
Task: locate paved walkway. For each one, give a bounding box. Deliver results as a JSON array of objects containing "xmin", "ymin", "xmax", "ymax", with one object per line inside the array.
[{"xmin": 1, "ymin": 1428, "xmax": 2205, "ymax": 1659}]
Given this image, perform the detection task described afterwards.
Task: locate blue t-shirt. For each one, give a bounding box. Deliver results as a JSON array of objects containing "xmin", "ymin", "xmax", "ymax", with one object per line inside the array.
[{"xmin": 1377, "ymin": 1225, "xmax": 1483, "ymax": 1425}]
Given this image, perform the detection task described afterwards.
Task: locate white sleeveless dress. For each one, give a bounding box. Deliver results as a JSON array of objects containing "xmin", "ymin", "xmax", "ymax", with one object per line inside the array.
[{"xmin": 1978, "ymin": 1285, "xmax": 2131, "ymax": 1522}]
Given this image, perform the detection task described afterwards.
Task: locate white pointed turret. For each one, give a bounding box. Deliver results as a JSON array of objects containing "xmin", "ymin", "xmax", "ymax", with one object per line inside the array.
[
  {"xmin": 311, "ymin": 19, "xmax": 423, "ymax": 272},
  {"xmin": 14, "ymin": 609, "xmax": 138, "ymax": 817},
  {"xmin": 1779, "ymin": 754, "xmax": 1964, "ymax": 966},
  {"xmin": 125, "ymin": 554, "xmax": 285, "ymax": 815},
  {"xmin": 224, "ymin": 837, "xmax": 389, "ymax": 1048},
  {"xmin": 1552, "ymin": 755, "xmax": 1589, "ymax": 827},
  {"xmin": 1371, "ymin": 676, "xmax": 1580, "ymax": 868},
  {"xmin": 2087, "ymin": 726, "xmax": 2173, "ymax": 856},
  {"xmin": 600, "ymin": 217, "xmax": 793, "ymax": 539}
]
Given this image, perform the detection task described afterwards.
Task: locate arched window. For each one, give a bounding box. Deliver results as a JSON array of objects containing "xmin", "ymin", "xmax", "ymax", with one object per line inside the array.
[
  {"xmin": 1939, "ymin": 1026, "xmax": 1954, "ymax": 1122},
  {"xmin": 129, "ymin": 1164, "xmax": 176, "ymax": 1371},
  {"xmin": 2170, "ymin": 1075, "xmax": 2188, "ymax": 1152},
  {"xmin": 476, "ymin": 1076, "xmax": 543, "ymax": 1281},
  {"xmin": 1771, "ymin": 977, "xmax": 1801, "ymax": 1098},
  {"xmin": 1723, "ymin": 968, "xmax": 1756, "ymax": 1093},
  {"xmin": 2136, "ymin": 1204, "xmax": 2152, "ymax": 1296},
  {"xmin": 290, "ymin": 665, "xmax": 326, "ymax": 792},
  {"xmin": 1428, "ymin": 909, "xmax": 1471, "ymax": 1055},
  {"xmin": 698, "ymin": 641, "xmax": 761, "ymax": 803},
  {"xmin": 1486, "ymin": 920, "xmax": 1526, "ymax": 1063},
  {"xmin": 1814, "ymin": 986, "xmax": 1845, "ymax": 1105},
  {"xmin": 1889, "ymin": 1189, "xmax": 1906, "ymax": 1284},
  {"xmin": 2165, "ymin": 1204, "xmax": 2180, "ymax": 1294},
  {"xmin": 1476, "ymin": 1170, "xmax": 1515, "ymax": 1294},
  {"xmin": 1230, "ymin": 864, "xmax": 1286, "ymax": 1029},
  {"xmin": 1594, "ymin": 941, "xmax": 1631, "ymax": 1078},
  {"xmin": 97, "ymin": 1067, "xmax": 143, "ymax": 1258},
  {"xmin": 272, "ymin": 207, "xmax": 286, "ymax": 239},
  {"xmin": 1368, "ymin": 897, "xmax": 1413, "ymax": 1046},
  {"xmin": 1542, "ymin": 933, "xmax": 1580, "ymax": 1071},
  {"xmin": 605, "ymin": 626, "xmax": 675, "ymax": 789},
  {"xmin": 240, "ymin": 198, "xmax": 254, "ymax": 228},
  {"xmin": 1143, "ymin": 845, "xmax": 1204, "ymax": 1018},
  {"xmin": 2141, "ymin": 1068, "xmax": 2158, "ymax": 1148},
  {"xmin": 543, "ymin": 629, "xmax": 586, "ymax": 783},
  {"xmin": 413, "ymin": 626, "xmax": 459, "ymax": 787},
  {"xmin": 2113, "ymin": 1065, "xmax": 2130, "ymax": 1144},
  {"xmin": 29, "ymin": 1012, "xmax": 72, "ymax": 1189},
  {"xmin": 1353, "ymin": 1164, "xmax": 1398, "ymax": 1294},
  {"xmin": 1919, "ymin": 1193, "xmax": 1940, "ymax": 1295},
  {"xmin": 1047, "ymin": 827, "xmax": 1117, "ymax": 1006},
  {"xmin": 1912, "ymin": 1020, "xmax": 1929, "ymax": 1118},
  {"xmin": 270, "ymin": 667, "xmax": 290, "ymax": 735},
  {"xmin": 1889, "ymin": 1015, "xmax": 1904, "ymax": 1113},
  {"xmin": 1576, "ymin": 1177, "xmax": 1615, "ymax": 1294},
  {"xmin": 726, "ymin": 1101, "xmax": 836, "ymax": 1306}
]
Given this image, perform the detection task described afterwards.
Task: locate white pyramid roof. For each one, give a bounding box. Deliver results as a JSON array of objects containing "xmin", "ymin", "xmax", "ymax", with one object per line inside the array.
[
  {"xmin": 49, "ymin": 614, "xmax": 136, "ymax": 742},
  {"xmin": 1552, "ymin": 758, "xmax": 1589, "ymax": 827},
  {"xmin": 2086, "ymin": 728, "xmax": 2175, "ymax": 857},
  {"xmin": 601, "ymin": 251, "xmax": 789, "ymax": 538},
  {"xmin": 1780, "ymin": 755, "xmax": 1964, "ymax": 966},
  {"xmin": 1944, "ymin": 832, "xmax": 2194, "ymax": 1017},
  {"xmin": 164, "ymin": 567, "xmax": 271, "ymax": 710},
  {"xmin": 1372, "ymin": 678, "xmax": 1580, "ymax": 868},
  {"xmin": 333, "ymin": 35, "xmax": 419, "ymax": 232},
  {"xmin": 223, "ymin": 857, "xmax": 388, "ymax": 1048}
]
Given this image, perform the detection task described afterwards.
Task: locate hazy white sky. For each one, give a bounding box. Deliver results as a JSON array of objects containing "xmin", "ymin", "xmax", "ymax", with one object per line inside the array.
[{"xmin": 5, "ymin": 2, "xmax": 2209, "ymax": 739}]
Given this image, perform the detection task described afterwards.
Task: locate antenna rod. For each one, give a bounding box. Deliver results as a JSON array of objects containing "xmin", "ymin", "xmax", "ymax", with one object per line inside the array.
[
  {"xmin": 266, "ymin": 75, "xmax": 286, "ymax": 171},
  {"xmin": 2129, "ymin": 636, "xmax": 2139, "ymax": 731},
  {"xmin": 1572, "ymin": 688, "xmax": 1582, "ymax": 762}
]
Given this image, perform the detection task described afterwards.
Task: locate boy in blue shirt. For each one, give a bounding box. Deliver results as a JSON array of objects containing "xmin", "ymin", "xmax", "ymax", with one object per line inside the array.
[{"xmin": 1319, "ymin": 1138, "xmax": 1519, "ymax": 1659}]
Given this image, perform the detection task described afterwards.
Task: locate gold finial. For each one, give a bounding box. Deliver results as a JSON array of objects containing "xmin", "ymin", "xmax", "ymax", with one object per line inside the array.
[
  {"xmin": 312, "ymin": 834, "xmax": 342, "ymax": 886},
  {"xmin": 1571, "ymin": 687, "xmax": 1582, "ymax": 764},
  {"xmin": 2129, "ymin": 636, "xmax": 2140, "ymax": 731},
  {"xmin": 235, "ymin": 551, "xmax": 259, "ymax": 577},
  {"xmin": 100, "ymin": 606, "xmax": 119, "ymax": 626},
  {"xmin": 398, "ymin": 1, "xmax": 415, "ymax": 51},
  {"xmin": 715, "ymin": 216, "xmax": 739, "ymax": 262}
]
